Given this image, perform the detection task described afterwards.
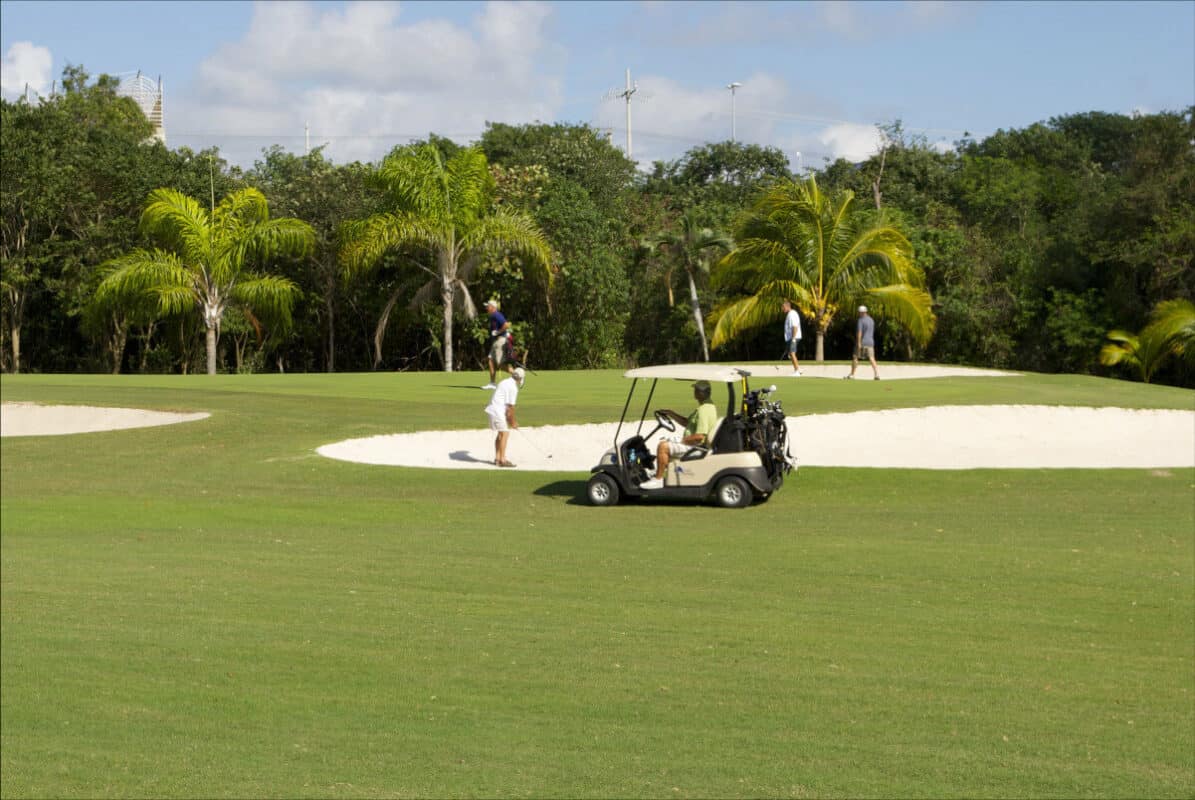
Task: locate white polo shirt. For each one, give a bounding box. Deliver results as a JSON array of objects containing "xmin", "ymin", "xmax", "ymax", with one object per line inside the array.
[{"xmin": 485, "ymin": 376, "xmax": 520, "ymax": 418}]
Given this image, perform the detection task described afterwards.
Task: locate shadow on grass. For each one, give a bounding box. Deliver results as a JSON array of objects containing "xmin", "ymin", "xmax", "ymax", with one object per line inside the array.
[{"xmin": 534, "ymin": 479, "xmax": 588, "ymax": 505}]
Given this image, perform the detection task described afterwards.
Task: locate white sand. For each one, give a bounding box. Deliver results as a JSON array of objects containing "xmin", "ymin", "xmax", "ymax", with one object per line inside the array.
[
  {"xmin": 316, "ymin": 406, "xmax": 1194, "ymax": 471},
  {"xmin": 742, "ymin": 363, "xmax": 1018, "ymax": 380},
  {"xmin": 0, "ymin": 403, "xmax": 209, "ymax": 437}
]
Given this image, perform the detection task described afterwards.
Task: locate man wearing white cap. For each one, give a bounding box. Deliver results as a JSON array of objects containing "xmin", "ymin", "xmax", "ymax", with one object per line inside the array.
[
  {"xmin": 485, "ymin": 366, "xmax": 526, "ymax": 467},
  {"xmin": 846, "ymin": 305, "xmax": 880, "ymax": 380},
  {"xmin": 482, "ymin": 299, "xmax": 512, "ymax": 390}
]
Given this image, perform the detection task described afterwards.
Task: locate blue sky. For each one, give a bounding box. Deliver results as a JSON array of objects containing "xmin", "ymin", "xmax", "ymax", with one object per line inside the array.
[{"xmin": 2, "ymin": 1, "xmax": 1192, "ymax": 170}]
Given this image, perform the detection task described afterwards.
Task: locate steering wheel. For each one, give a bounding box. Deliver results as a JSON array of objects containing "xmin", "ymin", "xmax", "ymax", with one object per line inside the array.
[{"xmin": 654, "ymin": 409, "xmax": 677, "ymax": 432}]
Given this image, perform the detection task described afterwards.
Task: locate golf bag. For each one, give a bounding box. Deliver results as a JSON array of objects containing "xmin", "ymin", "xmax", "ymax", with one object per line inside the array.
[{"xmin": 742, "ymin": 387, "xmax": 795, "ymax": 481}]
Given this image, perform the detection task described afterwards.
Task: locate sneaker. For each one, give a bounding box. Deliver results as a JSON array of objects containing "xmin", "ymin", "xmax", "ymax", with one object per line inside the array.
[
  {"xmin": 874, "ymin": 376, "xmax": 881, "ymax": 381},
  {"xmin": 843, "ymin": 375, "xmax": 854, "ymax": 380},
  {"xmin": 792, "ymin": 369, "xmax": 803, "ymax": 376},
  {"xmin": 639, "ymin": 477, "xmax": 664, "ymax": 490},
  {"xmin": 482, "ymin": 383, "xmax": 497, "ymax": 390}
]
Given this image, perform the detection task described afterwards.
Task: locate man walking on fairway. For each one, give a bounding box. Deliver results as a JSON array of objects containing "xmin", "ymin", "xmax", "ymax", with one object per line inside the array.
[
  {"xmin": 782, "ymin": 299, "xmax": 803, "ymax": 375},
  {"xmin": 482, "ymin": 299, "xmax": 512, "ymax": 390},
  {"xmin": 485, "ymin": 366, "xmax": 525, "ymax": 467},
  {"xmin": 846, "ymin": 305, "xmax": 880, "ymax": 380}
]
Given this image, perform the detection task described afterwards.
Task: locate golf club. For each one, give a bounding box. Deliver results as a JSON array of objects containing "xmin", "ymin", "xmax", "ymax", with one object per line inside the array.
[{"xmin": 514, "ymin": 427, "xmax": 553, "ymax": 459}]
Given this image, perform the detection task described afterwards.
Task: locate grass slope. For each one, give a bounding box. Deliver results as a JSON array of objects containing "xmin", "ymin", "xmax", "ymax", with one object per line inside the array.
[{"xmin": 2, "ymin": 370, "xmax": 1193, "ymax": 798}]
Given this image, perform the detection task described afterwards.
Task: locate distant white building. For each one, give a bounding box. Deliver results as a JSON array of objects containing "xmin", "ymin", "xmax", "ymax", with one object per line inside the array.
[{"xmin": 116, "ymin": 71, "xmax": 165, "ymax": 145}]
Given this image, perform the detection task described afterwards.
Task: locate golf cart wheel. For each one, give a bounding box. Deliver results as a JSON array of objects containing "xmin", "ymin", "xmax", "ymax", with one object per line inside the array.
[
  {"xmin": 587, "ymin": 473, "xmax": 621, "ymax": 506},
  {"xmin": 714, "ymin": 476, "xmax": 752, "ymax": 508}
]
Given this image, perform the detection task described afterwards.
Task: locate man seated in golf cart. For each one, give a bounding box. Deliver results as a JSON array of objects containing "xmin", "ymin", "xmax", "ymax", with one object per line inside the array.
[{"xmin": 638, "ymin": 379, "xmax": 718, "ymax": 490}]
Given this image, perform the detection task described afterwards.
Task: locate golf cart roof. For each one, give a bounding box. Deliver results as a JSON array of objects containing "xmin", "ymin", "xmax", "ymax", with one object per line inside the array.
[{"xmin": 622, "ymin": 364, "xmax": 752, "ymax": 383}]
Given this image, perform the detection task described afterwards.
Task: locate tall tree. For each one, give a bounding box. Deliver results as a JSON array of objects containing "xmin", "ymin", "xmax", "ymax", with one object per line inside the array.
[
  {"xmin": 247, "ymin": 146, "xmax": 381, "ymax": 372},
  {"xmin": 644, "ymin": 211, "xmax": 731, "ymax": 361},
  {"xmin": 1, "ymin": 66, "xmax": 154, "ymax": 372},
  {"xmin": 94, "ymin": 187, "xmax": 313, "ymax": 375},
  {"xmin": 340, "ymin": 144, "xmax": 551, "ymax": 372},
  {"xmin": 711, "ymin": 176, "xmax": 935, "ymax": 360}
]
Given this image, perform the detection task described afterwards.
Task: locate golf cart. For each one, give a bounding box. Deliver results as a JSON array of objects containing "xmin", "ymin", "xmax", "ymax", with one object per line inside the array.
[{"xmin": 586, "ymin": 365, "xmax": 795, "ymax": 508}]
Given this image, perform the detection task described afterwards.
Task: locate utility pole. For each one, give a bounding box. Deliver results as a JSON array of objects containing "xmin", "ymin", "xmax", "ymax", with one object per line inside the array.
[
  {"xmin": 619, "ymin": 68, "xmax": 637, "ymax": 159},
  {"xmin": 727, "ymin": 82, "xmax": 742, "ymax": 143},
  {"xmin": 305, "ymin": 121, "xmax": 310, "ymax": 156}
]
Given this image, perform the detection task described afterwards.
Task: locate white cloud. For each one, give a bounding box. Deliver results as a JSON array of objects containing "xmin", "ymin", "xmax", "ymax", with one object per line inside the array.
[
  {"xmin": 817, "ymin": 123, "xmax": 884, "ymax": 163},
  {"xmin": 589, "ymin": 71, "xmax": 896, "ymax": 170},
  {"xmin": 172, "ymin": 0, "xmax": 561, "ymax": 165},
  {"xmin": 0, "ymin": 41, "xmax": 53, "ymax": 101}
]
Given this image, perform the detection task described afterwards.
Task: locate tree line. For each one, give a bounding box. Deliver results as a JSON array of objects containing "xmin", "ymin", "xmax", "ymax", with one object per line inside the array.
[{"xmin": 2, "ymin": 66, "xmax": 1192, "ymax": 385}]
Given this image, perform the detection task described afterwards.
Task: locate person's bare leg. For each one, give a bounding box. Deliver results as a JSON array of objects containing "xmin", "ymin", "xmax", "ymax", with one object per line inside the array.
[
  {"xmin": 655, "ymin": 440, "xmax": 670, "ymax": 479},
  {"xmin": 487, "ymin": 357, "xmax": 496, "ymax": 384},
  {"xmin": 789, "ymin": 351, "xmax": 800, "ymax": 371},
  {"xmin": 496, "ymin": 431, "xmax": 510, "ymax": 464},
  {"xmin": 869, "ymin": 350, "xmax": 879, "ymax": 379}
]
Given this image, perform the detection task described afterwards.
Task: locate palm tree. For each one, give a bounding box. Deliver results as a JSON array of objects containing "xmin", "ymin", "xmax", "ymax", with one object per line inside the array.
[
  {"xmin": 710, "ymin": 175, "xmax": 935, "ymax": 361},
  {"xmin": 94, "ymin": 188, "xmax": 313, "ymax": 375},
  {"xmin": 1100, "ymin": 298, "xmax": 1195, "ymax": 382},
  {"xmin": 340, "ymin": 145, "xmax": 551, "ymax": 372},
  {"xmin": 1148, "ymin": 299, "xmax": 1195, "ymax": 361},
  {"xmin": 644, "ymin": 211, "xmax": 731, "ymax": 361}
]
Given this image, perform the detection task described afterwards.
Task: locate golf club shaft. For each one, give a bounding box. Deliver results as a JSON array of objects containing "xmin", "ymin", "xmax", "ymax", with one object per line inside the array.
[{"xmin": 515, "ymin": 427, "xmax": 552, "ymax": 457}]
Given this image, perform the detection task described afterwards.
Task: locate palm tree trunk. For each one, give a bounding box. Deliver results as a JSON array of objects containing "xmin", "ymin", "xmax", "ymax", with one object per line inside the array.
[
  {"xmin": 686, "ymin": 270, "xmax": 709, "ymax": 362},
  {"xmin": 205, "ymin": 325, "xmax": 217, "ymax": 375},
  {"xmin": 205, "ymin": 324, "xmax": 218, "ymax": 375},
  {"xmin": 10, "ymin": 323, "xmax": 20, "ymax": 374},
  {"xmin": 441, "ymin": 276, "xmax": 455, "ymax": 372}
]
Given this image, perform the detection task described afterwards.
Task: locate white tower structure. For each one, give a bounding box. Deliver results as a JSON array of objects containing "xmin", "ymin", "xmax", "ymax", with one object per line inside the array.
[{"xmin": 116, "ymin": 71, "xmax": 165, "ymax": 144}]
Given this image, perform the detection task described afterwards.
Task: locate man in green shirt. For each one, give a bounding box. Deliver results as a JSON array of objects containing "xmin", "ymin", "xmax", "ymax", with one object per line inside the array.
[{"xmin": 639, "ymin": 380, "xmax": 718, "ymax": 490}]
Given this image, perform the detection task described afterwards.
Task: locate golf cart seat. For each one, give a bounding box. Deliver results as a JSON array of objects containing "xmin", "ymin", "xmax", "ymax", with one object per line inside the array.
[{"xmin": 680, "ymin": 416, "xmax": 742, "ymax": 460}]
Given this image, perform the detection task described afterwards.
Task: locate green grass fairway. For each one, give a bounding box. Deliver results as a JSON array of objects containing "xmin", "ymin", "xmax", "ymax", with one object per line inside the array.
[{"xmin": 2, "ymin": 369, "xmax": 1193, "ymax": 798}]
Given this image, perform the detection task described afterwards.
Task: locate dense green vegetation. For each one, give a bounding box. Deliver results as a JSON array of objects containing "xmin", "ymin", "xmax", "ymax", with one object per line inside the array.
[
  {"xmin": 2, "ymin": 67, "xmax": 1192, "ymax": 385},
  {"xmin": 2, "ymin": 371, "xmax": 1192, "ymax": 797}
]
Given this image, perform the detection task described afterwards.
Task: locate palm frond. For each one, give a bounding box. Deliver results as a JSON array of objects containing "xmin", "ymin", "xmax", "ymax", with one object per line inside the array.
[
  {"xmin": 94, "ymin": 249, "xmax": 198, "ymax": 317},
  {"xmin": 446, "ymin": 148, "xmax": 492, "ymax": 228},
  {"xmin": 214, "ymin": 187, "xmax": 270, "ymax": 232},
  {"xmin": 140, "ymin": 188, "xmax": 211, "ymax": 264},
  {"xmin": 460, "ymin": 209, "xmax": 553, "ymax": 288},
  {"xmin": 376, "ymin": 145, "xmax": 450, "ymax": 218},
  {"xmin": 339, "ymin": 213, "xmax": 448, "ymax": 277},
  {"xmin": 861, "ymin": 284, "xmax": 937, "ymax": 345},
  {"xmin": 231, "ymin": 275, "xmax": 300, "ymax": 332},
  {"xmin": 409, "ymin": 278, "xmax": 439, "ymax": 311},
  {"xmin": 225, "ymin": 217, "xmax": 316, "ymax": 278},
  {"xmin": 1147, "ymin": 299, "xmax": 1195, "ymax": 358},
  {"xmin": 709, "ymin": 280, "xmax": 804, "ymax": 349}
]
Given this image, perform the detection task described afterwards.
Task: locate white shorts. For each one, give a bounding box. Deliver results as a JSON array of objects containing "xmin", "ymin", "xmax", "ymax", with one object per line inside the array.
[
  {"xmin": 487, "ymin": 410, "xmax": 509, "ymax": 432},
  {"xmin": 665, "ymin": 438, "xmax": 693, "ymax": 457}
]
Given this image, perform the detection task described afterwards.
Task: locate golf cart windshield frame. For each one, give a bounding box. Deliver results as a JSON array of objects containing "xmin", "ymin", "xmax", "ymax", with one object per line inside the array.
[{"xmin": 612, "ymin": 365, "xmax": 752, "ymax": 458}]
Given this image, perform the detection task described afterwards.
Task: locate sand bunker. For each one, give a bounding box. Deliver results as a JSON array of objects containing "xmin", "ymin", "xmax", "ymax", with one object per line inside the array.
[
  {"xmin": 744, "ymin": 363, "xmax": 1017, "ymax": 380},
  {"xmin": 0, "ymin": 403, "xmax": 209, "ymax": 437},
  {"xmin": 317, "ymin": 405, "xmax": 1194, "ymax": 471}
]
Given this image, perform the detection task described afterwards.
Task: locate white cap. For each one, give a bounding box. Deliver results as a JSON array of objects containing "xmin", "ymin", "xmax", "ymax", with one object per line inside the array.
[
  {"xmin": 858, "ymin": 305, "xmax": 868, "ymax": 313},
  {"xmin": 485, "ymin": 299, "xmax": 498, "ymax": 309},
  {"xmin": 513, "ymin": 367, "xmax": 526, "ymax": 383}
]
